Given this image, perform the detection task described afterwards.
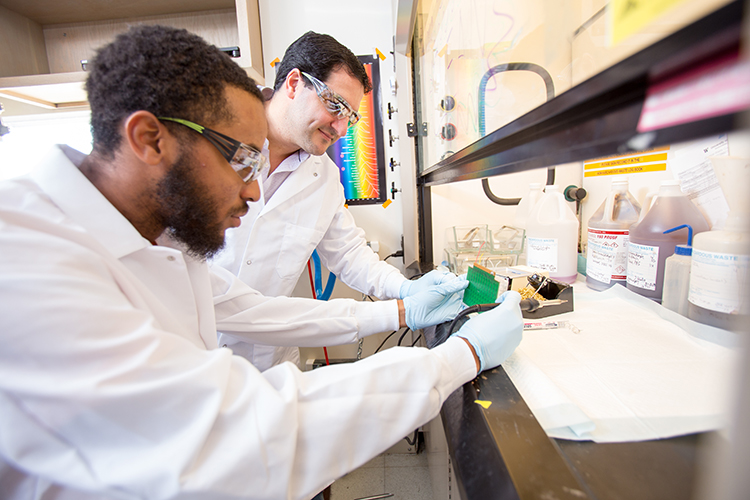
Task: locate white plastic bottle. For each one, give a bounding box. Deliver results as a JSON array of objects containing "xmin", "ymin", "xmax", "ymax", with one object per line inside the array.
[
  {"xmin": 513, "ymin": 183, "xmax": 544, "ymax": 265},
  {"xmin": 526, "ymin": 185, "xmax": 580, "ymax": 283},
  {"xmin": 513, "ymin": 183, "xmax": 544, "ymax": 228},
  {"xmin": 661, "ymin": 225, "xmax": 693, "ymax": 317},
  {"xmin": 627, "ymin": 180, "xmax": 709, "ymax": 302},
  {"xmin": 585, "ymin": 179, "xmax": 641, "ymax": 290},
  {"xmin": 687, "ymin": 157, "xmax": 750, "ymax": 331}
]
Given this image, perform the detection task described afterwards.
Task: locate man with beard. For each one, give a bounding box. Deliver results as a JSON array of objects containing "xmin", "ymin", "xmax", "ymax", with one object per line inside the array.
[
  {"xmin": 0, "ymin": 25, "xmax": 524, "ymax": 500},
  {"xmin": 214, "ymin": 32, "xmax": 462, "ymax": 372}
]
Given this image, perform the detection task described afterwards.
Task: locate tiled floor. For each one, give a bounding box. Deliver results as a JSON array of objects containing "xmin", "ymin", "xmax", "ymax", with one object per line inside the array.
[{"xmin": 330, "ymin": 452, "xmax": 434, "ymax": 500}]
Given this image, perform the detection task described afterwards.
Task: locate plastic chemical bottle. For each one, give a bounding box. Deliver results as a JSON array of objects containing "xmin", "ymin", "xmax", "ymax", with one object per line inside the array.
[
  {"xmin": 661, "ymin": 225, "xmax": 693, "ymax": 317},
  {"xmin": 585, "ymin": 179, "xmax": 641, "ymax": 290},
  {"xmin": 687, "ymin": 157, "xmax": 750, "ymax": 331},
  {"xmin": 626, "ymin": 180, "xmax": 709, "ymax": 302},
  {"xmin": 513, "ymin": 183, "xmax": 544, "ymax": 228},
  {"xmin": 526, "ymin": 185, "xmax": 580, "ymax": 283},
  {"xmin": 513, "ymin": 183, "xmax": 544, "ymax": 265}
]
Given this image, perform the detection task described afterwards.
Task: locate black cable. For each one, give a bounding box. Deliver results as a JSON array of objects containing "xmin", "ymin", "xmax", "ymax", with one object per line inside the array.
[
  {"xmin": 373, "ymin": 329, "xmax": 399, "ymax": 354},
  {"xmin": 447, "ymin": 298, "xmax": 542, "ymax": 335},
  {"xmin": 384, "ymin": 250, "xmax": 404, "ymax": 261},
  {"xmin": 397, "ymin": 328, "xmax": 411, "ymax": 346},
  {"xmin": 410, "ymin": 334, "xmax": 422, "ymax": 347},
  {"xmin": 364, "ymin": 295, "xmax": 374, "ymax": 302},
  {"xmin": 404, "ymin": 428, "xmax": 419, "ymax": 446}
]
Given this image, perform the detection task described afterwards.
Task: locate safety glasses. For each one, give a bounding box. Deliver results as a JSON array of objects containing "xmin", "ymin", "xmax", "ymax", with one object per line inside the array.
[
  {"xmin": 300, "ymin": 71, "xmax": 361, "ymax": 127},
  {"xmin": 159, "ymin": 117, "xmax": 269, "ymax": 183}
]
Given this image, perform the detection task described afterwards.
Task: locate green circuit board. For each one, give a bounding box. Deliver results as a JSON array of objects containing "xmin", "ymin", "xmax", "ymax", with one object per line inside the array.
[{"xmin": 464, "ymin": 265, "xmax": 500, "ymax": 307}]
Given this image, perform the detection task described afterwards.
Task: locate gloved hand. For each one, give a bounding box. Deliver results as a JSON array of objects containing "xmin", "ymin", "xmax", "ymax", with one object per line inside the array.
[
  {"xmin": 403, "ymin": 276, "xmax": 468, "ymax": 330},
  {"xmin": 399, "ymin": 269, "xmax": 459, "ymax": 299},
  {"xmin": 453, "ymin": 291, "xmax": 523, "ymax": 372}
]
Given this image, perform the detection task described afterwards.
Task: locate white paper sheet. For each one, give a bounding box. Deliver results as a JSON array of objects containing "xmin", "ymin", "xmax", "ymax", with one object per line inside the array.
[
  {"xmin": 502, "ymin": 277, "xmax": 740, "ymax": 443},
  {"xmin": 670, "ymin": 134, "xmax": 731, "ymax": 228}
]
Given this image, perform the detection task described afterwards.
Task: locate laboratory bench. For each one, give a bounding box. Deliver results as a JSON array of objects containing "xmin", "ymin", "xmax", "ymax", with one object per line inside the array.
[{"xmin": 423, "ymin": 278, "xmax": 732, "ymax": 500}]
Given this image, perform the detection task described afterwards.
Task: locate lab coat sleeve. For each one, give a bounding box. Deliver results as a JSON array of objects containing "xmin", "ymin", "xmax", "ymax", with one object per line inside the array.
[
  {"xmin": 315, "ymin": 181, "xmax": 407, "ymax": 300},
  {"xmin": 211, "ymin": 265, "xmax": 400, "ymax": 345},
  {"xmin": 0, "ymin": 226, "xmax": 477, "ymax": 500}
]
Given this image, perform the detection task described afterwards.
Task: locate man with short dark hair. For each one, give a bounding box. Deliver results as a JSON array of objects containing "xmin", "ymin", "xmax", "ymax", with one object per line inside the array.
[
  {"xmin": 214, "ymin": 31, "xmax": 461, "ymax": 371},
  {"xmin": 0, "ymin": 25, "xmax": 523, "ymax": 500}
]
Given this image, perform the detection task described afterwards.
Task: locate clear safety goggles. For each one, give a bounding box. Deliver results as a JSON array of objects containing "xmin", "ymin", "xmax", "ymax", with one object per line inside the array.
[
  {"xmin": 159, "ymin": 117, "xmax": 269, "ymax": 183},
  {"xmin": 300, "ymin": 71, "xmax": 361, "ymax": 127}
]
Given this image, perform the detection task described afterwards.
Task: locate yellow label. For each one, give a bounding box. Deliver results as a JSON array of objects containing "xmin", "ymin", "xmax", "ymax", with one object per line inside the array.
[
  {"xmin": 269, "ymin": 57, "xmax": 280, "ymax": 68},
  {"xmin": 611, "ymin": 0, "xmax": 686, "ymax": 45},
  {"xmin": 375, "ymin": 48, "xmax": 386, "ymax": 60},
  {"xmin": 584, "ymin": 152, "xmax": 667, "ymax": 170},
  {"xmin": 382, "ymin": 199, "xmax": 392, "ymax": 209},
  {"xmin": 584, "ymin": 162, "xmax": 667, "ymax": 177},
  {"xmin": 474, "ymin": 400, "xmax": 492, "ymax": 409}
]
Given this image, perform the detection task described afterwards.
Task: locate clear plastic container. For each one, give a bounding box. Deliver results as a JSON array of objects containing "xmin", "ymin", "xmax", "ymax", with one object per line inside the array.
[
  {"xmin": 525, "ymin": 185, "xmax": 580, "ymax": 283},
  {"xmin": 626, "ymin": 180, "xmax": 709, "ymax": 302},
  {"xmin": 445, "ymin": 248, "xmax": 518, "ymax": 274},
  {"xmin": 585, "ymin": 179, "xmax": 641, "ymax": 291},
  {"xmin": 489, "ymin": 225, "xmax": 525, "ymax": 254},
  {"xmin": 661, "ymin": 224, "xmax": 693, "ymax": 317},
  {"xmin": 445, "ymin": 225, "xmax": 489, "ymax": 252}
]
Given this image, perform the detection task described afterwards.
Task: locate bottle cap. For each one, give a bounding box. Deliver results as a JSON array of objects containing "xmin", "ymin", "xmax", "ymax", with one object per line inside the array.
[{"xmin": 674, "ymin": 244, "xmax": 692, "ymax": 256}]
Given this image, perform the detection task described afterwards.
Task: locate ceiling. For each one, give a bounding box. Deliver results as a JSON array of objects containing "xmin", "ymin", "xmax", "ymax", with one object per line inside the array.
[{"xmin": 0, "ymin": 0, "xmax": 235, "ymax": 25}]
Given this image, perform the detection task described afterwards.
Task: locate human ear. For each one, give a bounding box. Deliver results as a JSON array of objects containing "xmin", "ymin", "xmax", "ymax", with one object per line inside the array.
[
  {"xmin": 284, "ymin": 68, "xmax": 304, "ymax": 99},
  {"xmin": 123, "ymin": 111, "xmax": 175, "ymax": 167}
]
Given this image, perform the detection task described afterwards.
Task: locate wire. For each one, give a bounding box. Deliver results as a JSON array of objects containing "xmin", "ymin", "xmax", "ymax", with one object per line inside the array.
[
  {"xmin": 384, "ymin": 250, "xmax": 403, "ymax": 261},
  {"xmin": 474, "ymin": 241, "xmax": 486, "ymax": 264},
  {"xmin": 410, "ymin": 334, "xmax": 422, "ymax": 347},
  {"xmin": 404, "ymin": 429, "xmax": 419, "ymax": 446},
  {"xmin": 307, "ymin": 258, "xmax": 329, "ymax": 365},
  {"xmin": 306, "ymin": 260, "xmax": 317, "ymax": 300},
  {"xmin": 373, "ymin": 330, "xmax": 399, "ymax": 354}
]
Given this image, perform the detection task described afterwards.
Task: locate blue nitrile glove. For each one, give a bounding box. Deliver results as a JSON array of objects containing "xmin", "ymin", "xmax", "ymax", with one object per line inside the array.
[
  {"xmin": 453, "ymin": 291, "xmax": 523, "ymax": 372},
  {"xmin": 403, "ymin": 276, "xmax": 469, "ymax": 330},
  {"xmin": 399, "ymin": 269, "xmax": 459, "ymax": 299}
]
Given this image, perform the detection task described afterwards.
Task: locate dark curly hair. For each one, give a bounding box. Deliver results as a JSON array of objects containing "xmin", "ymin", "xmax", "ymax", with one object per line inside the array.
[
  {"xmin": 273, "ymin": 31, "xmax": 371, "ymax": 94},
  {"xmin": 86, "ymin": 25, "xmax": 263, "ymax": 158}
]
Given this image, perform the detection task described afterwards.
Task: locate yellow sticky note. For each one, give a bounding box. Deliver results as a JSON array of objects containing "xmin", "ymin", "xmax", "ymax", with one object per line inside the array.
[
  {"xmin": 270, "ymin": 57, "xmax": 280, "ymax": 68},
  {"xmin": 611, "ymin": 0, "xmax": 685, "ymax": 45},
  {"xmin": 474, "ymin": 400, "xmax": 492, "ymax": 409},
  {"xmin": 375, "ymin": 48, "xmax": 386, "ymax": 61},
  {"xmin": 438, "ymin": 44, "xmax": 448, "ymax": 58},
  {"xmin": 382, "ymin": 199, "xmax": 392, "ymax": 209}
]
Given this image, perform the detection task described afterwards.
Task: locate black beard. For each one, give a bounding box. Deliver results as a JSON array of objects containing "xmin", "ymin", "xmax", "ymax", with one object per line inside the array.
[{"xmin": 155, "ymin": 152, "xmax": 227, "ymax": 261}]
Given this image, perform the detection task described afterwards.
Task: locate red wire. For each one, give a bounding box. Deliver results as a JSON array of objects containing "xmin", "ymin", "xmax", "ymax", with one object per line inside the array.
[
  {"xmin": 306, "ymin": 260, "xmax": 317, "ymax": 300},
  {"xmin": 307, "ymin": 259, "xmax": 330, "ymax": 365}
]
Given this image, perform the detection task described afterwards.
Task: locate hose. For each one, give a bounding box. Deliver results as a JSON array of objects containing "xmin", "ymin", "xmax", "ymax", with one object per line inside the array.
[{"xmin": 478, "ymin": 62, "xmax": 556, "ymax": 205}]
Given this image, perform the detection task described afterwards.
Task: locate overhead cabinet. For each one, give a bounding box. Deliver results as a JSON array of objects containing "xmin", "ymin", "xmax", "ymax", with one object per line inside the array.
[{"xmin": 0, "ymin": 0, "xmax": 264, "ymax": 109}]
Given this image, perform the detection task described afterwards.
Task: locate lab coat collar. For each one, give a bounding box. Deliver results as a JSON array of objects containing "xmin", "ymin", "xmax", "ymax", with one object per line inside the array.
[
  {"xmin": 30, "ymin": 145, "xmax": 152, "ymax": 259},
  {"xmin": 261, "ymin": 154, "xmax": 323, "ymax": 214}
]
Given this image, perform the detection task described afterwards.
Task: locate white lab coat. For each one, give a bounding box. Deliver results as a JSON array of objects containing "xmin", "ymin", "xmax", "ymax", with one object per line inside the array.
[
  {"xmin": 213, "ymin": 150, "xmax": 406, "ymax": 371},
  {"xmin": 0, "ymin": 146, "xmax": 477, "ymax": 500}
]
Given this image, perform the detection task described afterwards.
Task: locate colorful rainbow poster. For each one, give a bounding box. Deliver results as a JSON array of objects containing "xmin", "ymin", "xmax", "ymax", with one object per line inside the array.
[{"xmin": 327, "ymin": 56, "xmax": 386, "ymax": 204}]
